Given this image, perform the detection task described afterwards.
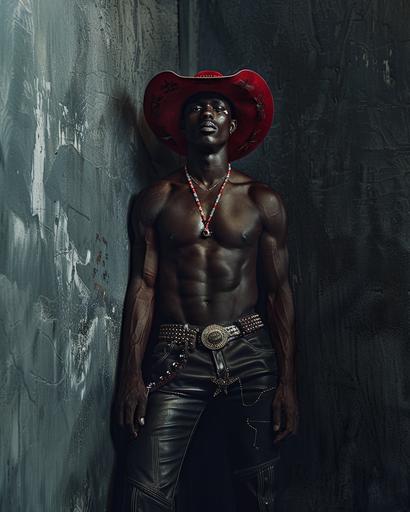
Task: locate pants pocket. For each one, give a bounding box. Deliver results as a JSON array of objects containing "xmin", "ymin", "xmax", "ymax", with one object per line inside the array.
[{"xmin": 239, "ymin": 329, "xmax": 277, "ymax": 355}]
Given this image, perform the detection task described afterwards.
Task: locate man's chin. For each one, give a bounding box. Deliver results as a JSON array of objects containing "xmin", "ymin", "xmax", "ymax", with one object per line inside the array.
[
  {"xmin": 197, "ymin": 132, "xmax": 217, "ymax": 142},
  {"xmin": 188, "ymin": 135, "xmax": 229, "ymax": 152}
]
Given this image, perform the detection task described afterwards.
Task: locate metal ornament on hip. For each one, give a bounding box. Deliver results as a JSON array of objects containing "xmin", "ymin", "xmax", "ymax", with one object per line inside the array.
[{"xmin": 201, "ymin": 324, "xmax": 229, "ymax": 350}]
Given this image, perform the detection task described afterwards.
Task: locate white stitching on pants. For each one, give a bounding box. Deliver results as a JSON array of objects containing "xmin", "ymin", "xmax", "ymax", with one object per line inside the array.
[
  {"xmin": 246, "ymin": 419, "xmax": 271, "ymax": 449},
  {"xmin": 257, "ymin": 463, "xmax": 275, "ymax": 510},
  {"xmin": 238, "ymin": 377, "xmax": 275, "ymax": 407},
  {"xmin": 233, "ymin": 457, "xmax": 280, "ymax": 480},
  {"xmin": 153, "ymin": 435, "xmax": 159, "ymax": 486}
]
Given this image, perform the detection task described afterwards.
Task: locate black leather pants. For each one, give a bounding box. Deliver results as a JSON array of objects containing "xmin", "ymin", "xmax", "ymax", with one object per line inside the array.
[{"xmin": 122, "ymin": 326, "xmax": 280, "ymax": 512}]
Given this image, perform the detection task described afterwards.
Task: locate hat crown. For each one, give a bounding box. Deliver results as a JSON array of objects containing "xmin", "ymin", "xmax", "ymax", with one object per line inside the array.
[{"xmin": 194, "ymin": 70, "xmax": 223, "ymax": 78}]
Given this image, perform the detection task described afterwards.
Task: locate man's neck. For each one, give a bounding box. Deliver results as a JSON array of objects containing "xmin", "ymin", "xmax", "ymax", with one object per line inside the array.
[{"xmin": 185, "ymin": 151, "xmax": 230, "ymax": 188}]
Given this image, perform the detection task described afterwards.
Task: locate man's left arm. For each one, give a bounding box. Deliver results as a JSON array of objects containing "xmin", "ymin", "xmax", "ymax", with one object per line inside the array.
[{"xmin": 255, "ymin": 185, "xmax": 299, "ymax": 444}]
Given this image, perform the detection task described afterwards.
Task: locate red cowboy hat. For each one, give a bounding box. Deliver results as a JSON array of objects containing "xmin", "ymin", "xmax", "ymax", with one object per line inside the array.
[{"xmin": 143, "ymin": 69, "xmax": 274, "ymax": 161}]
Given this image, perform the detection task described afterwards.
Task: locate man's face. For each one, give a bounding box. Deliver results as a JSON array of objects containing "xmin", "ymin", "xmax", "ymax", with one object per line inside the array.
[{"xmin": 181, "ymin": 93, "xmax": 237, "ymax": 151}]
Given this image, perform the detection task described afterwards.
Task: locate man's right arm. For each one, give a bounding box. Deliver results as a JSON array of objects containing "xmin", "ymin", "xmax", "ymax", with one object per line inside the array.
[{"xmin": 116, "ymin": 184, "xmax": 165, "ymax": 437}]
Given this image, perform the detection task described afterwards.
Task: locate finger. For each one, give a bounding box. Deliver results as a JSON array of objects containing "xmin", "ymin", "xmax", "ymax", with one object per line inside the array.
[
  {"xmin": 125, "ymin": 402, "xmax": 139, "ymax": 438},
  {"xmin": 272, "ymin": 400, "xmax": 281, "ymax": 432},
  {"xmin": 274, "ymin": 410, "xmax": 299, "ymax": 443},
  {"xmin": 274, "ymin": 428, "xmax": 291, "ymax": 444},
  {"xmin": 136, "ymin": 393, "xmax": 148, "ymax": 426},
  {"xmin": 289, "ymin": 416, "xmax": 299, "ymax": 434},
  {"xmin": 287, "ymin": 409, "xmax": 299, "ymax": 433}
]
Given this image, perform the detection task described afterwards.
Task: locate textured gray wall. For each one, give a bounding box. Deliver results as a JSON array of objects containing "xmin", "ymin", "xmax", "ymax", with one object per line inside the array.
[{"xmin": 0, "ymin": 1, "xmax": 178, "ymax": 510}]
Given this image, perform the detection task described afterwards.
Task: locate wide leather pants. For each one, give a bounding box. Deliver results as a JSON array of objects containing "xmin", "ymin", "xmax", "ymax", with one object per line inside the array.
[{"xmin": 122, "ymin": 326, "xmax": 281, "ymax": 512}]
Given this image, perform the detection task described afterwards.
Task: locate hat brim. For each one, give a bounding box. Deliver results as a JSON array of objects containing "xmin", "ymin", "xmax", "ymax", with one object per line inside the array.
[{"xmin": 143, "ymin": 69, "xmax": 274, "ymax": 161}]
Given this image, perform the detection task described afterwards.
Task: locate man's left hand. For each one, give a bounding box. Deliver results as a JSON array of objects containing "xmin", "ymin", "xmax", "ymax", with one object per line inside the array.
[{"xmin": 272, "ymin": 381, "xmax": 299, "ymax": 443}]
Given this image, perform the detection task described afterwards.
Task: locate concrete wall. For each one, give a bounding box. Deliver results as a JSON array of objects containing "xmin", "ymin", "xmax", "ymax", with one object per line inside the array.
[
  {"xmin": 0, "ymin": 1, "xmax": 178, "ymax": 510},
  {"xmin": 185, "ymin": 2, "xmax": 410, "ymax": 511}
]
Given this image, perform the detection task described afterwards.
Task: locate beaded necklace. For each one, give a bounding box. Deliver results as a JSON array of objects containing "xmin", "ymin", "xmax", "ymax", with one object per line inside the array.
[
  {"xmin": 184, "ymin": 163, "xmax": 231, "ymax": 238},
  {"xmin": 190, "ymin": 173, "xmax": 224, "ymax": 191}
]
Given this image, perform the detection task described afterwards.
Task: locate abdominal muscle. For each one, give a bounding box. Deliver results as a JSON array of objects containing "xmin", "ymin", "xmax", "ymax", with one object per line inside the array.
[{"xmin": 155, "ymin": 243, "xmax": 259, "ymax": 326}]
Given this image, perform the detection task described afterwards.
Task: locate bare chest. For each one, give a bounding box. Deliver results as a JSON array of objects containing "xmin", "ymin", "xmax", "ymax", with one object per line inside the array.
[{"xmin": 156, "ymin": 187, "xmax": 262, "ymax": 248}]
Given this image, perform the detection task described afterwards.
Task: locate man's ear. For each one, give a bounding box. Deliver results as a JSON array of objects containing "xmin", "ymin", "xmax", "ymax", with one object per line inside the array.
[{"xmin": 229, "ymin": 119, "xmax": 238, "ymax": 135}]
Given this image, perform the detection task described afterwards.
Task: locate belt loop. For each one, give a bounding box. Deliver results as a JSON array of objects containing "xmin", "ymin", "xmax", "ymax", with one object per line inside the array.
[{"xmin": 211, "ymin": 350, "xmax": 227, "ymax": 377}]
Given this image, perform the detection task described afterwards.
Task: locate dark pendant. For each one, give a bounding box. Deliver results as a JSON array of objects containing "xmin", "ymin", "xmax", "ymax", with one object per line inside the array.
[{"xmin": 202, "ymin": 228, "xmax": 212, "ymax": 237}]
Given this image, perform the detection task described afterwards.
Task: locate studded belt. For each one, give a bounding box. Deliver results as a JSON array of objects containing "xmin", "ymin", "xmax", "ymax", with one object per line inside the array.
[{"xmin": 158, "ymin": 312, "xmax": 264, "ymax": 351}]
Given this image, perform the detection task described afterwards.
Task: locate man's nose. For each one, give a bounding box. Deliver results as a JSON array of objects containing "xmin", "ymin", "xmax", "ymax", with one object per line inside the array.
[{"xmin": 201, "ymin": 105, "xmax": 214, "ymax": 118}]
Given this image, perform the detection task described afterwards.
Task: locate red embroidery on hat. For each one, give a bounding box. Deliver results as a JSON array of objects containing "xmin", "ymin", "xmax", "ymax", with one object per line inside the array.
[
  {"xmin": 254, "ymin": 95, "xmax": 266, "ymax": 120},
  {"xmin": 151, "ymin": 95, "xmax": 163, "ymax": 114},
  {"xmin": 161, "ymin": 80, "xmax": 178, "ymax": 94},
  {"xmin": 235, "ymin": 78, "xmax": 254, "ymax": 91}
]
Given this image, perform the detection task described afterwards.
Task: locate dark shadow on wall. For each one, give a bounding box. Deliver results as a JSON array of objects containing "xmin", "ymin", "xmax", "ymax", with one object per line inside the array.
[
  {"xmin": 106, "ymin": 90, "xmax": 147, "ymax": 512},
  {"xmin": 106, "ymin": 89, "xmax": 183, "ymax": 511}
]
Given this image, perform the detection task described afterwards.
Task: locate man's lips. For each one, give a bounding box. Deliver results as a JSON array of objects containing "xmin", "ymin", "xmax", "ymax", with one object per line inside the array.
[{"xmin": 199, "ymin": 121, "xmax": 217, "ymax": 132}]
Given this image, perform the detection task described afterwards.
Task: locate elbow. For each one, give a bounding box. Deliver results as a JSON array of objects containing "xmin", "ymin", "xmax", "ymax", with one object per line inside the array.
[
  {"xmin": 266, "ymin": 281, "xmax": 293, "ymax": 308},
  {"xmin": 142, "ymin": 266, "xmax": 157, "ymax": 291},
  {"xmin": 142, "ymin": 279, "xmax": 155, "ymax": 299}
]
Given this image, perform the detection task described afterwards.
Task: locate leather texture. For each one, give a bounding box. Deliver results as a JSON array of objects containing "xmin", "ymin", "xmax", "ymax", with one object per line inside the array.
[
  {"xmin": 142, "ymin": 325, "xmax": 278, "ymax": 392},
  {"xmin": 123, "ymin": 326, "xmax": 280, "ymax": 511}
]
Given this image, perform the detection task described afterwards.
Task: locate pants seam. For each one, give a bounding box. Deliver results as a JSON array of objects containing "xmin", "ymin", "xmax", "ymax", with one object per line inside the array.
[
  {"xmin": 126, "ymin": 478, "xmax": 173, "ymax": 508},
  {"xmin": 232, "ymin": 455, "xmax": 280, "ymax": 480},
  {"xmin": 171, "ymin": 404, "xmax": 207, "ymax": 501}
]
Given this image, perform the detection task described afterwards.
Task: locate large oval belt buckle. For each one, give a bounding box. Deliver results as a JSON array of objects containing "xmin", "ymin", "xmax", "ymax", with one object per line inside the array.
[{"xmin": 201, "ymin": 324, "xmax": 229, "ymax": 350}]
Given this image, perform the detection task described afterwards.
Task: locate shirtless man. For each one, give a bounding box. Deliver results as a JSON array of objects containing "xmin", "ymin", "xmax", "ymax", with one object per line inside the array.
[{"xmin": 116, "ymin": 70, "xmax": 298, "ymax": 511}]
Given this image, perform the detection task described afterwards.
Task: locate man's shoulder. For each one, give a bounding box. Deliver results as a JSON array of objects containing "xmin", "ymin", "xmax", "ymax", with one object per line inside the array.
[
  {"xmin": 133, "ymin": 170, "xmax": 184, "ymax": 225},
  {"xmin": 232, "ymin": 168, "xmax": 284, "ymax": 211},
  {"xmin": 249, "ymin": 181, "xmax": 284, "ymax": 211},
  {"xmin": 139, "ymin": 169, "xmax": 185, "ymax": 197},
  {"xmin": 234, "ymin": 170, "xmax": 287, "ymax": 235}
]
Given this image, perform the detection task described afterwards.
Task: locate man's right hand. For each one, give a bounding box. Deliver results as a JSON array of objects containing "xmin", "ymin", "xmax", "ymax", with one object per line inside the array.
[{"xmin": 116, "ymin": 375, "xmax": 148, "ymax": 438}]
